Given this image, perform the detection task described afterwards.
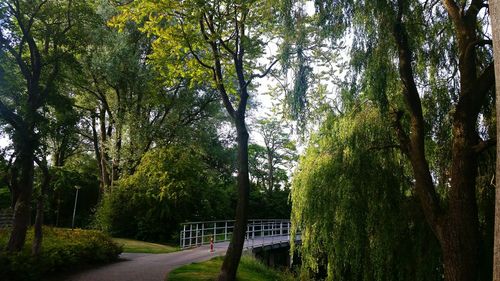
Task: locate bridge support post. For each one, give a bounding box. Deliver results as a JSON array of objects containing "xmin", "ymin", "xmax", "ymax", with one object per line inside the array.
[
  {"xmin": 213, "ymin": 223, "xmax": 216, "ymax": 242},
  {"xmin": 182, "ymin": 224, "xmax": 186, "ymax": 248},
  {"xmin": 201, "ymin": 223, "xmax": 205, "ymax": 245},
  {"xmin": 196, "ymin": 224, "xmax": 199, "ymax": 246},
  {"xmin": 224, "ymin": 221, "xmax": 228, "ymax": 241},
  {"xmin": 189, "ymin": 224, "xmax": 193, "ymax": 247}
]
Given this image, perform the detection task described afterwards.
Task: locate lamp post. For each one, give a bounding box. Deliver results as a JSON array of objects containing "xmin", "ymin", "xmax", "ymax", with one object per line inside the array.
[{"xmin": 71, "ymin": 185, "xmax": 81, "ymax": 229}]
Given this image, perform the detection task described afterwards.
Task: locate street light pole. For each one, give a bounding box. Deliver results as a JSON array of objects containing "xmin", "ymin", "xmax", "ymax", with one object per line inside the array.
[{"xmin": 72, "ymin": 186, "xmax": 81, "ymax": 230}]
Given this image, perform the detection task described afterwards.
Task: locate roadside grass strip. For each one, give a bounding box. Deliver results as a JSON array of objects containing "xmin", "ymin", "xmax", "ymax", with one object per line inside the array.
[
  {"xmin": 167, "ymin": 255, "xmax": 294, "ymax": 281},
  {"xmin": 113, "ymin": 238, "xmax": 178, "ymax": 254}
]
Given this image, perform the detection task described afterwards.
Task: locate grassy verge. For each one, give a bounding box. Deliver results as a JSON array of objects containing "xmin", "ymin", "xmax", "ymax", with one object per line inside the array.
[
  {"xmin": 0, "ymin": 227, "xmax": 122, "ymax": 281},
  {"xmin": 113, "ymin": 238, "xmax": 178, "ymax": 254},
  {"xmin": 167, "ymin": 255, "xmax": 295, "ymax": 281}
]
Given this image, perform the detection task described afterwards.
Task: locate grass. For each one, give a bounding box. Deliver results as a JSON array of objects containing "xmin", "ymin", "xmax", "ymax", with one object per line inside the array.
[
  {"xmin": 167, "ymin": 255, "xmax": 295, "ymax": 281},
  {"xmin": 113, "ymin": 238, "xmax": 178, "ymax": 254}
]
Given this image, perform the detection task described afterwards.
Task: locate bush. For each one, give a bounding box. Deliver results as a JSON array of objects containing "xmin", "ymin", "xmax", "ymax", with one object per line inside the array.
[
  {"xmin": 0, "ymin": 227, "xmax": 122, "ymax": 281},
  {"xmin": 94, "ymin": 146, "xmax": 234, "ymax": 242}
]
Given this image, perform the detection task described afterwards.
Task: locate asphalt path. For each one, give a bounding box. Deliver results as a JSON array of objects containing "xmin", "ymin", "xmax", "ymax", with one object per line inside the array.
[{"xmin": 65, "ymin": 235, "xmax": 293, "ymax": 281}]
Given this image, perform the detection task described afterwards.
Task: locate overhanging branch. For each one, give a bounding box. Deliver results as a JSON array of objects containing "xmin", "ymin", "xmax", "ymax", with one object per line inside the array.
[{"xmin": 244, "ymin": 59, "xmax": 279, "ymax": 89}]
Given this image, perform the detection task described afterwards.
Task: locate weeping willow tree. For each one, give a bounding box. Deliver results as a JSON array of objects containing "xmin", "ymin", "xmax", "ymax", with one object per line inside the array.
[
  {"xmin": 288, "ymin": 0, "xmax": 495, "ymax": 280},
  {"xmin": 291, "ymin": 105, "xmax": 442, "ymax": 281}
]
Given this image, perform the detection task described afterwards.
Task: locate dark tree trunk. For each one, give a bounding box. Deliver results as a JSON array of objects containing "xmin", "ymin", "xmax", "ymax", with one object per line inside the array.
[
  {"xmin": 7, "ymin": 147, "xmax": 34, "ymax": 252},
  {"xmin": 112, "ymin": 129, "xmax": 122, "ymax": 183},
  {"xmin": 440, "ymin": 222, "xmax": 479, "ymax": 281},
  {"xmin": 437, "ymin": 119, "xmax": 480, "ymax": 280},
  {"xmin": 32, "ymin": 160, "xmax": 50, "ymax": 256},
  {"xmin": 390, "ymin": 1, "xmax": 493, "ymax": 280},
  {"xmin": 218, "ymin": 113, "xmax": 250, "ymax": 281},
  {"xmin": 267, "ymin": 150, "xmax": 274, "ymax": 192}
]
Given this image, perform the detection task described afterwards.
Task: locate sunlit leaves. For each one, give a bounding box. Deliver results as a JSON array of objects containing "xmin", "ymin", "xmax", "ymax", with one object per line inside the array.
[{"xmin": 110, "ymin": 0, "xmax": 283, "ymax": 96}]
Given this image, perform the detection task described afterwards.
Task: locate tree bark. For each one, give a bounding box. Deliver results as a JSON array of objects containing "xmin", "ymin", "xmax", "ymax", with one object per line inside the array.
[
  {"xmin": 267, "ymin": 150, "xmax": 274, "ymax": 192},
  {"xmin": 7, "ymin": 146, "xmax": 34, "ymax": 252},
  {"xmin": 218, "ymin": 113, "xmax": 250, "ymax": 281},
  {"xmin": 491, "ymin": 0, "xmax": 500, "ymax": 278},
  {"xmin": 32, "ymin": 159, "xmax": 50, "ymax": 256},
  {"xmin": 439, "ymin": 117, "xmax": 480, "ymax": 280}
]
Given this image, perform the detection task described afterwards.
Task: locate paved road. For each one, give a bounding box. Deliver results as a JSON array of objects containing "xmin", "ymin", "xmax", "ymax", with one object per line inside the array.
[{"xmin": 65, "ymin": 235, "xmax": 293, "ymax": 281}]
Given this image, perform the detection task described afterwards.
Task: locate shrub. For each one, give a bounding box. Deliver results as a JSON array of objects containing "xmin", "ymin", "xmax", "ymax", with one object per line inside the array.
[
  {"xmin": 93, "ymin": 146, "xmax": 234, "ymax": 242},
  {"xmin": 0, "ymin": 227, "xmax": 122, "ymax": 281}
]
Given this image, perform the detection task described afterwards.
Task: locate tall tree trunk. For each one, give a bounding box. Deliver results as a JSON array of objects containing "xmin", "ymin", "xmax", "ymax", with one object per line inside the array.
[
  {"xmin": 98, "ymin": 108, "xmax": 111, "ymax": 191},
  {"xmin": 32, "ymin": 160, "xmax": 50, "ymax": 256},
  {"xmin": 441, "ymin": 123, "xmax": 480, "ymax": 280},
  {"xmin": 267, "ymin": 150, "xmax": 274, "ymax": 192},
  {"xmin": 112, "ymin": 128, "xmax": 122, "ymax": 184},
  {"xmin": 7, "ymin": 147, "xmax": 34, "ymax": 252},
  {"xmin": 491, "ymin": 0, "xmax": 500, "ymax": 278},
  {"xmin": 218, "ymin": 114, "xmax": 250, "ymax": 281},
  {"xmin": 91, "ymin": 115, "xmax": 105, "ymax": 195}
]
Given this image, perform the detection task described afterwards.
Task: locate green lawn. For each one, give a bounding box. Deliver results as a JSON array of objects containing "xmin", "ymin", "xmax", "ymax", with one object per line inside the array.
[
  {"xmin": 167, "ymin": 255, "xmax": 294, "ymax": 281},
  {"xmin": 113, "ymin": 238, "xmax": 178, "ymax": 254}
]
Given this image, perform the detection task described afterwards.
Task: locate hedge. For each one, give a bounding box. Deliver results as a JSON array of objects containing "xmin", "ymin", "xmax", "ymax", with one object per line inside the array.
[{"xmin": 0, "ymin": 227, "xmax": 122, "ymax": 281}]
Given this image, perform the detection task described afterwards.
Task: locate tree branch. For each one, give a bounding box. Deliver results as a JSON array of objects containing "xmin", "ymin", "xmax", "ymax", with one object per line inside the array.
[
  {"xmin": 244, "ymin": 59, "xmax": 279, "ymax": 89},
  {"xmin": 177, "ymin": 19, "xmax": 213, "ymax": 70},
  {"xmin": 473, "ymin": 138, "xmax": 495, "ymax": 154},
  {"xmin": 442, "ymin": 0, "xmax": 462, "ymax": 25},
  {"xmin": 393, "ymin": 0, "xmax": 443, "ymax": 232},
  {"xmin": 0, "ymin": 30, "xmax": 32, "ymax": 83},
  {"xmin": 465, "ymin": 39, "xmax": 492, "ymax": 61},
  {"xmin": 466, "ymin": 0, "xmax": 487, "ymax": 19},
  {"xmin": 0, "ymin": 99, "xmax": 27, "ymax": 134},
  {"xmin": 391, "ymin": 110, "xmax": 410, "ymax": 156},
  {"xmin": 13, "ymin": 0, "xmax": 42, "ymax": 89},
  {"xmin": 209, "ymin": 41, "xmax": 235, "ymax": 118},
  {"xmin": 475, "ymin": 61, "xmax": 495, "ymax": 96}
]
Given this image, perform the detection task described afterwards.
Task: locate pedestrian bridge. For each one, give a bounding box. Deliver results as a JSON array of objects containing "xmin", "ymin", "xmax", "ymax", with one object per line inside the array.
[{"xmin": 179, "ymin": 219, "xmax": 300, "ymax": 251}]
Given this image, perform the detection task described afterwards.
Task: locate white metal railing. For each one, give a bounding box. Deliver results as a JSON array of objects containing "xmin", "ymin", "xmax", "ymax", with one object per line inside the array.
[{"xmin": 179, "ymin": 219, "xmax": 293, "ymax": 249}]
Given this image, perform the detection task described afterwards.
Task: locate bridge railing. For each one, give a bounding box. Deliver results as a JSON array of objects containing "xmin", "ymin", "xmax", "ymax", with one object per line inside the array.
[{"xmin": 179, "ymin": 219, "xmax": 292, "ymax": 249}]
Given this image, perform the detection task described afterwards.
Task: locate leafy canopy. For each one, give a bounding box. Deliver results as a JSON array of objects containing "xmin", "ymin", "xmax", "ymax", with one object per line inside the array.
[{"xmin": 110, "ymin": 0, "xmax": 286, "ymax": 97}]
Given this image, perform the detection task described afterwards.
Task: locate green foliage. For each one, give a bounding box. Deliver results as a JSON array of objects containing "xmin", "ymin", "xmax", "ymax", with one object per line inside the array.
[
  {"xmin": 0, "ymin": 227, "xmax": 122, "ymax": 281},
  {"xmin": 45, "ymin": 154, "xmax": 100, "ymax": 227},
  {"xmin": 291, "ymin": 106, "xmax": 442, "ymax": 281},
  {"xmin": 94, "ymin": 145, "xmax": 234, "ymax": 242},
  {"xmin": 0, "ymin": 188, "xmax": 10, "ymax": 209},
  {"xmin": 249, "ymin": 185, "xmax": 290, "ymax": 219},
  {"xmin": 167, "ymin": 255, "xmax": 295, "ymax": 281},
  {"xmin": 251, "ymin": 117, "xmax": 297, "ymax": 192}
]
